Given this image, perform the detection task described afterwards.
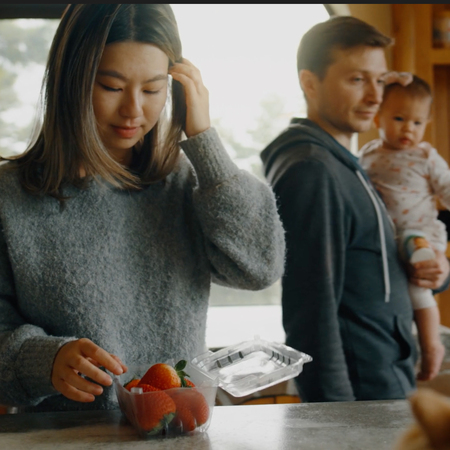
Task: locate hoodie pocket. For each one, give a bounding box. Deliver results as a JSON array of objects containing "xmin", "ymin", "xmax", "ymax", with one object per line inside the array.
[{"xmin": 392, "ymin": 314, "xmax": 417, "ymax": 395}]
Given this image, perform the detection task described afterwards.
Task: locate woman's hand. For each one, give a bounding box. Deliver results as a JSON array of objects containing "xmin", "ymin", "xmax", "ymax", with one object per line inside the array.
[
  {"xmin": 51, "ymin": 338, "xmax": 127, "ymax": 402},
  {"xmin": 407, "ymin": 247, "xmax": 450, "ymax": 290},
  {"xmin": 169, "ymin": 58, "xmax": 210, "ymax": 138}
]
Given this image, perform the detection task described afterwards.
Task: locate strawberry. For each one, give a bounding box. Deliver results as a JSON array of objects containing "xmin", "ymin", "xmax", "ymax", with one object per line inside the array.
[
  {"xmin": 133, "ymin": 389, "xmax": 176, "ymax": 435},
  {"xmin": 185, "ymin": 379, "xmax": 196, "ymax": 387},
  {"xmin": 138, "ymin": 384, "xmax": 160, "ymax": 392},
  {"xmin": 139, "ymin": 360, "xmax": 191, "ymax": 390},
  {"xmin": 167, "ymin": 388, "xmax": 210, "ymax": 432},
  {"xmin": 124, "ymin": 378, "xmax": 141, "ymax": 391}
]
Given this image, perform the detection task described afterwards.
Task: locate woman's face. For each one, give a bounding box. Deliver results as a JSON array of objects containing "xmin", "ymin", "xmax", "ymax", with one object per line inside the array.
[{"xmin": 92, "ymin": 41, "xmax": 169, "ymax": 164}]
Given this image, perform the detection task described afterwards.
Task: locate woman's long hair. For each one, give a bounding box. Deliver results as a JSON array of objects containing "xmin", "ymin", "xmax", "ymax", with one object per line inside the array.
[{"xmin": 7, "ymin": 4, "xmax": 186, "ymax": 203}]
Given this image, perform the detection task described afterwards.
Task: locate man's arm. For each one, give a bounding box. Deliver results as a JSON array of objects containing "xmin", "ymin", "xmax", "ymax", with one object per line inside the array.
[{"xmin": 274, "ymin": 157, "xmax": 355, "ymax": 402}]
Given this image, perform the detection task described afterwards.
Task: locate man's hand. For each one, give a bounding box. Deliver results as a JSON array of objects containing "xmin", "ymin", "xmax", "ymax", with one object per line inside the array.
[{"xmin": 407, "ymin": 248, "xmax": 450, "ymax": 290}]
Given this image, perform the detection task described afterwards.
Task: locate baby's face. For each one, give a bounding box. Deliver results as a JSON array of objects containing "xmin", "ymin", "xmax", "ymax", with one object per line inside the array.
[{"xmin": 376, "ymin": 90, "xmax": 431, "ymax": 150}]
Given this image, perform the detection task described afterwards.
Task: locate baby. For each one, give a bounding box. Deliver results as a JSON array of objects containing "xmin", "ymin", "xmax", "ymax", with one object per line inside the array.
[{"xmin": 359, "ymin": 75, "xmax": 447, "ymax": 382}]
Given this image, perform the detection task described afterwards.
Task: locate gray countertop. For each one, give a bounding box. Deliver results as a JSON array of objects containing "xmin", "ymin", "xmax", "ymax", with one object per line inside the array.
[{"xmin": 0, "ymin": 400, "xmax": 413, "ymax": 450}]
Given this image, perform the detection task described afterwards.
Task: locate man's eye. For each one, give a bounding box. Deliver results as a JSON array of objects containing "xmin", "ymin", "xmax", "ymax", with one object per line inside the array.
[
  {"xmin": 415, "ymin": 121, "xmax": 422, "ymax": 126},
  {"xmin": 394, "ymin": 117, "xmax": 403, "ymax": 121},
  {"xmin": 144, "ymin": 89, "xmax": 161, "ymax": 95}
]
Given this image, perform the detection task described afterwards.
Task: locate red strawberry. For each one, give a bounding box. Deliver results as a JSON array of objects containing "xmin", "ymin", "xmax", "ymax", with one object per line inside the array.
[
  {"xmin": 139, "ymin": 360, "xmax": 191, "ymax": 390},
  {"xmin": 185, "ymin": 379, "xmax": 196, "ymax": 387},
  {"xmin": 124, "ymin": 378, "xmax": 141, "ymax": 391},
  {"xmin": 167, "ymin": 388, "xmax": 210, "ymax": 432},
  {"xmin": 138, "ymin": 384, "xmax": 160, "ymax": 392},
  {"xmin": 133, "ymin": 389, "xmax": 176, "ymax": 434}
]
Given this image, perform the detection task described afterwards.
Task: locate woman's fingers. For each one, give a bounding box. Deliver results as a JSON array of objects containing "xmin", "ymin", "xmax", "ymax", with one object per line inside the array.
[
  {"xmin": 53, "ymin": 378, "xmax": 96, "ymax": 403},
  {"xmin": 171, "ymin": 58, "xmax": 204, "ymax": 91},
  {"xmin": 110, "ymin": 354, "xmax": 128, "ymax": 373},
  {"xmin": 52, "ymin": 338, "xmax": 125, "ymax": 402},
  {"xmin": 79, "ymin": 338, "xmax": 124, "ymax": 376},
  {"xmin": 169, "ymin": 58, "xmax": 210, "ymax": 137},
  {"xmin": 62, "ymin": 367, "xmax": 104, "ymax": 395}
]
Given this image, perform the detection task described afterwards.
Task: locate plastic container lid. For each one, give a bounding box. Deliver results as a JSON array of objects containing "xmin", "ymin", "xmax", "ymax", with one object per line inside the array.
[{"xmin": 191, "ymin": 336, "xmax": 312, "ymax": 397}]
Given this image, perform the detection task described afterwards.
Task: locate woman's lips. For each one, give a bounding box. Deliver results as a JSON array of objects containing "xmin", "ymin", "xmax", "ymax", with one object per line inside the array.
[{"xmin": 113, "ymin": 126, "xmax": 139, "ymax": 138}]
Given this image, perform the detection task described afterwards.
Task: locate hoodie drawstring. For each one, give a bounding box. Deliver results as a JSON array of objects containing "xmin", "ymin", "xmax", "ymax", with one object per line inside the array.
[{"xmin": 356, "ymin": 171, "xmax": 391, "ymax": 303}]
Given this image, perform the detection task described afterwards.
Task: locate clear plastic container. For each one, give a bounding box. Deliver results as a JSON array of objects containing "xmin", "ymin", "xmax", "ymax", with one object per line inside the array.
[
  {"xmin": 191, "ymin": 336, "xmax": 312, "ymax": 397},
  {"xmin": 114, "ymin": 361, "xmax": 218, "ymax": 439},
  {"xmin": 114, "ymin": 338, "xmax": 312, "ymax": 438}
]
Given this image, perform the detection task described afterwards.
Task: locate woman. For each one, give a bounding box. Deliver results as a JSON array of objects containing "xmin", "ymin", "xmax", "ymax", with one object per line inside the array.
[{"xmin": 0, "ymin": 4, "xmax": 285, "ymax": 412}]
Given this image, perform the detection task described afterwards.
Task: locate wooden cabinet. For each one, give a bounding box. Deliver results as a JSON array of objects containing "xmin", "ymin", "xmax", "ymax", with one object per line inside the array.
[{"xmin": 392, "ymin": 4, "xmax": 450, "ymax": 325}]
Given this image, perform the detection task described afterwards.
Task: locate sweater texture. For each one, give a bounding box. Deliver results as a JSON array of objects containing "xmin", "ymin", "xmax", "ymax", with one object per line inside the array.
[{"xmin": 0, "ymin": 127, "xmax": 285, "ymax": 412}]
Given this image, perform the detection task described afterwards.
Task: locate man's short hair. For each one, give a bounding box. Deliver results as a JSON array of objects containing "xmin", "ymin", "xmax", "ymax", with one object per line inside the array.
[
  {"xmin": 297, "ymin": 16, "xmax": 393, "ymax": 79},
  {"xmin": 383, "ymin": 74, "xmax": 433, "ymax": 104}
]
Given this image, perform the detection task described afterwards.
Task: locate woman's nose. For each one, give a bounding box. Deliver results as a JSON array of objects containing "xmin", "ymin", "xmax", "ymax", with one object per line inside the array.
[{"xmin": 119, "ymin": 92, "xmax": 142, "ymax": 118}]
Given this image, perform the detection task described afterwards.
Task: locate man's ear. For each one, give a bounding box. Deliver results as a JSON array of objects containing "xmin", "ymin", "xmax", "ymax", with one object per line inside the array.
[{"xmin": 299, "ymin": 69, "xmax": 319, "ymax": 101}]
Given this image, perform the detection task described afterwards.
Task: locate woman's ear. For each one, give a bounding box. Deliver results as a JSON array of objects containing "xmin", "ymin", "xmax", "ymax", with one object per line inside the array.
[{"xmin": 299, "ymin": 70, "xmax": 319, "ymax": 101}]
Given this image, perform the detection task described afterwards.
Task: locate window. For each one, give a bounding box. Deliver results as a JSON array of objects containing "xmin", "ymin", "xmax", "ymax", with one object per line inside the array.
[
  {"xmin": 0, "ymin": 5, "xmax": 330, "ymax": 348},
  {"xmin": 0, "ymin": 18, "xmax": 59, "ymax": 157},
  {"xmin": 170, "ymin": 4, "xmax": 330, "ymax": 347}
]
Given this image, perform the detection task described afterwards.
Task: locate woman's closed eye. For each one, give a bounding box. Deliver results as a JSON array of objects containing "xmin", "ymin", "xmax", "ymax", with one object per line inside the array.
[
  {"xmin": 99, "ymin": 83, "xmax": 121, "ymax": 92},
  {"xmin": 99, "ymin": 83, "xmax": 161, "ymax": 95},
  {"xmin": 143, "ymin": 89, "xmax": 162, "ymax": 95}
]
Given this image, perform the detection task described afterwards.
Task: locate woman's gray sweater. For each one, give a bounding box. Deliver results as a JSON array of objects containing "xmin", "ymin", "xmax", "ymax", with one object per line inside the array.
[{"xmin": 0, "ymin": 128, "xmax": 285, "ymax": 412}]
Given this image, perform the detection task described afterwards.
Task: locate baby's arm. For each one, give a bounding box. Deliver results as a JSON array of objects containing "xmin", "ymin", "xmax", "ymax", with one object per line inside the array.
[{"xmin": 428, "ymin": 146, "xmax": 450, "ymax": 209}]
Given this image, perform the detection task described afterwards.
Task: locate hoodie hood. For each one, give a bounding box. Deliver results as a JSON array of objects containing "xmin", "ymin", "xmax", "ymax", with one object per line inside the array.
[
  {"xmin": 260, "ymin": 117, "xmax": 392, "ymax": 303},
  {"xmin": 261, "ymin": 118, "xmax": 366, "ymax": 188}
]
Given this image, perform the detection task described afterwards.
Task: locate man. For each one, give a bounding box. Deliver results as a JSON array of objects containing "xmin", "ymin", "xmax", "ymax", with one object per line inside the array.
[{"xmin": 260, "ymin": 16, "xmax": 449, "ymax": 402}]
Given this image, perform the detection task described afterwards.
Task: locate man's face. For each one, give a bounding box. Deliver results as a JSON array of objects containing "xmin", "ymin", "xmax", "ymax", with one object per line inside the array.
[{"xmin": 313, "ymin": 46, "xmax": 388, "ymax": 141}]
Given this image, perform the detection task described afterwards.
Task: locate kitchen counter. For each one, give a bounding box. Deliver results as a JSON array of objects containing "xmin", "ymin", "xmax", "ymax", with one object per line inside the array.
[{"xmin": 0, "ymin": 399, "xmax": 413, "ymax": 449}]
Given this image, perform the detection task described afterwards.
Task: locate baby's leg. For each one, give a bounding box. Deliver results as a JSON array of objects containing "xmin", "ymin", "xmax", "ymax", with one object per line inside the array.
[
  {"xmin": 401, "ymin": 229, "xmax": 435, "ymax": 264},
  {"xmin": 410, "ymin": 287, "xmax": 445, "ymax": 381}
]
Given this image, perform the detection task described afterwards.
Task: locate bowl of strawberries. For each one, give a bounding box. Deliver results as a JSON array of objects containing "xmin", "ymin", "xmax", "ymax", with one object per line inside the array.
[{"xmin": 114, "ymin": 359, "xmax": 218, "ymax": 438}]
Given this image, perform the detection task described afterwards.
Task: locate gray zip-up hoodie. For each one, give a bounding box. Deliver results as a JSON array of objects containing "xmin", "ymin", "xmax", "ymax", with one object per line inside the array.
[{"xmin": 261, "ymin": 118, "xmax": 416, "ymax": 402}]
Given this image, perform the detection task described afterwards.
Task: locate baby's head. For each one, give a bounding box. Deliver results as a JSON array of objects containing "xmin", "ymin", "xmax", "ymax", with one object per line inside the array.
[{"xmin": 375, "ymin": 75, "xmax": 432, "ymax": 150}]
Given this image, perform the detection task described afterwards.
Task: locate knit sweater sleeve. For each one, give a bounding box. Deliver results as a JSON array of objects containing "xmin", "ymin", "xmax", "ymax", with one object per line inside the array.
[
  {"xmin": 0, "ymin": 218, "xmax": 75, "ymax": 406},
  {"xmin": 180, "ymin": 127, "xmax": 285, "ymax": 290},
  {"xmin": 273, "ymin": 156, "xmax": 355, "ymax": 402}
]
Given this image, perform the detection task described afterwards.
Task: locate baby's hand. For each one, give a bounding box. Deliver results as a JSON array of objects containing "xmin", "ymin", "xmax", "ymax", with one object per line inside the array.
[
  {"xmin": 383, "ymin": 71, "xmax": 413, "ymax": 86},
  {"xmin": 417, "ymin": 341, "xmax": 445, "ymax": 381},
  {"xmin": 51, "ymin": 338, "xmax": 127, "ymax": 402}
]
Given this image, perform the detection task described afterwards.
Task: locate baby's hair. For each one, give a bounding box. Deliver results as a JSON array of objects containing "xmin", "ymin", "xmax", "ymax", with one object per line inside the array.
[{"xmin": 383, "ymin": 74, "xmax": 433, "ymax": 103}]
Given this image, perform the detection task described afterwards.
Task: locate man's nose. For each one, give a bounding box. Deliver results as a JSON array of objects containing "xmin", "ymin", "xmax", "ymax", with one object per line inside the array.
[{"xmin": 366, "ymin": 81, "xmax": 383, "ymax": 105}]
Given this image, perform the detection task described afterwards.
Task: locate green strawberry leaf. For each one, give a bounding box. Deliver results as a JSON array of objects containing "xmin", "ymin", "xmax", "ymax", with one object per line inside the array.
[{"xmin": 174, "ymin": 360, "xmax": 187, "ymax": 371}]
